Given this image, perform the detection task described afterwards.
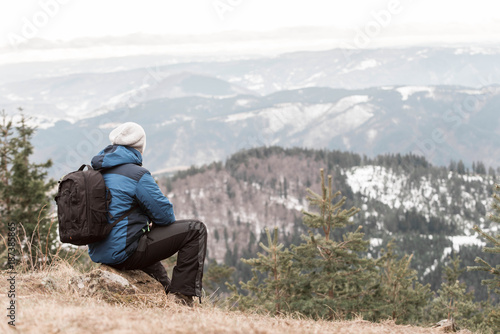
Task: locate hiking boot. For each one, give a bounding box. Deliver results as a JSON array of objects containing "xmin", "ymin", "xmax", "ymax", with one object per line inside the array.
[{"xmin": 172, "ymin": 292, "xmax": 194, "ymax": 307}]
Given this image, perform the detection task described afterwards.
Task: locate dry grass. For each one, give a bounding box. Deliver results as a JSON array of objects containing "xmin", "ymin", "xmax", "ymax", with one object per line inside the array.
[{"xmin": 0, "ymin": 262, "xmax": 474, "ymax": 334}]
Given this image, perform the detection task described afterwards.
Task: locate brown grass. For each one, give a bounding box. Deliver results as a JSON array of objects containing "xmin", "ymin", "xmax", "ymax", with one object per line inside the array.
[{"xmin": 0, "ymin": 262, "xmax": 474, "ymax": 334}]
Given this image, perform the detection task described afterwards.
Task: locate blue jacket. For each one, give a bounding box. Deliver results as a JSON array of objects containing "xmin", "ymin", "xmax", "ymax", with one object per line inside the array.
[{"xmin": 88, "ymin": 145, "xmax": 175, "ymax": 264}]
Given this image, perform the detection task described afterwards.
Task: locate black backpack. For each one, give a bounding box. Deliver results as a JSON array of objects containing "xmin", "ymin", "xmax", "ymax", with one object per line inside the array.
[{"xmin": 55, "ymin": 164, "xmax": 135, "ymax": 245}]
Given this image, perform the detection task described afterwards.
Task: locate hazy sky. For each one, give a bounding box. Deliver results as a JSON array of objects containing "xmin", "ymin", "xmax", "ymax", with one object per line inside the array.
[{"xmin": 1, "ymin": 0, "xmax": 499, "ymax": 61}]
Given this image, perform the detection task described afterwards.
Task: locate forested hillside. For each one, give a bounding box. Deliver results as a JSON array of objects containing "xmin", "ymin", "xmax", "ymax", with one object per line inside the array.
[{"xmin": 160, "ymin": 146, "xmax": 497, "ymax": 302}]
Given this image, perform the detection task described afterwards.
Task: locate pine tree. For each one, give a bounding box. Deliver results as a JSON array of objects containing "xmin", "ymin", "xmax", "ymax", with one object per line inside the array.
[
  {"xmin": 0, "ymin": 110, "xmax": 15, "ymax": 236},
  {"xmin": 1, "ymin": 111, "xmax": 56, "ymax": 269},
  {"xmin": 476, "ymin": 161, "xmax": 486, "ymax": 175},
  {"xmin": 376, "ymin": 241, "xmax": 431, "ymax": 323},
  {"xmin": 229, "ymin": 227, "xmax": 293, "ymax": 314},
  {"xmin": 467, "ymin": 183, "xmax": 500, "ymax": 330},
  {"xmin": 433, "ymin": 255, "xmax": 490, "ymax": 332},
  {"xmin": 489, "ymin": 167, "xmax": 496, "ymax": 180},
  {"xmin": 291, "ymin": 168, "xmax": 376, "ymax": 320},
  {"xmin": 457, "ymin": 160, "xmax": 465, "ymax": 175},
  {"xmin": 204, "ymin": 259, "xmax": 235, "ymax": 295},
  {"xmin": 235, "ymin": 168, "xmax": 439, "ymax": 322}
]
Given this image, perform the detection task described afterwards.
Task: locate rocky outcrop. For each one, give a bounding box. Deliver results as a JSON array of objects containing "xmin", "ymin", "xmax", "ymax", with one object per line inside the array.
[
  {"xmin": 69, "ymin": 264, "xmax": 165, "ymax": 303},
  {"xmin": 431, "ymin": 318, "xmax": 458, "ymax": 332}
]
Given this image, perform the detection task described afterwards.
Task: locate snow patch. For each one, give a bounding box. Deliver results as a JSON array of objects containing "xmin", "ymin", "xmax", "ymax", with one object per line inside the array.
[
  {"xmin": 5, "ymin": 93, "xmax": 24, "ymax": 101},
  {"xmin": 396, "ymin": 86, "xmax": 435, "ymax": 101},
  {"xmin": 342, "ymin": 60, "xmax": 379, "ymax": 73},
  {"xmin": 370, "ymin": 238, "xmax": 383, "ymax": 248},
  {"xmin": 454, "ymin": 47, "xmax": 495, "ymax": 55},
  {"xmin": 235, "ymin": 99, "xmax": 254, "ymax": 107},
  {"xmin": 460, "ymin": 174, "xmax": 484, "ymax": 182},
  {"xmin": 303, "ymin": 104, "xmax": 374, "ymax": 146},
  {"xmin": 222, "ymin": 96, "xmax": 371, "ymax": 138},
  {"xmin": 449, "ymin": 235, "xmax": 486, "ymax": 252},
  {"xmin": 335, "ymin": 95, "xmax": 370, "ymax": 111},
  {"xmin": 269, "ymin": 195, "xmax": 305, "ymax": 212},
  {"xmin": 224, "ymin": 111, "xmax": 256, "ymax": 122},
  {"xmin": 305, "ymin": 71, "xmax": 326, "ymax": 83},
  {"xmin": 354, "ymin": 59, "xmax": 379, "ymax": 71},
  {"xmin": 264, "ymin": 103, "xmax": 334, "ymax": 134},
  {"xmin": 345, "ymin": 165, "xmax": 441, "ymax": 212},
  {"xmin": 424, "ymin": 259, "xmax": 439, "ymax": 277},
  {"xmin": 244, "ymin": 74, "xmax": 264, "ymax": 91}
]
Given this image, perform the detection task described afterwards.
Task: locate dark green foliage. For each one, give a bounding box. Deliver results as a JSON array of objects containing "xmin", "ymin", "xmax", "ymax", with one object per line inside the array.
[
  {"xmin": 469, "ymin": 187, "xmax": 500, "ymax": 295},
  {"xmin": 0, "ymin": 110, "xmax": 56, "ymax": 269},
  {"xmin": 385, "ymin": 208, "xmax": 455, "ymax": 235},
  {"xmin": 232, "ymin": 169, "xmax": 384, "ymax": 320},
  {"xmin": 457, "ymin": 160, "xmax": 466, "ymax": 175},
  {"xmin": 375, "ymin": 241, "xmax": 432, "ymax": 324},
  {"xmin": 293, "ymin": 169, "xmax": 376, "ymax": 320},
  {"xmin": 160, "ymin": 145, "xmax": 497, "ymax": 320},
  {"xmin": 223, "ymin": 164, "xmax": 496, "ymax": 331},
  {"xmin": 468, "ymin": 184, "xmax": 500, "ymax": 330},
  {"xmin": 204, "ymin": 259, "xmax": 235, "ymax": 295},
  {"xmin": 170, "ymin": 161, "xmax": 223, "ymax": 181},
  {"xmin": 431, "ymin": 256, "xmax": 493, "ymax": 333},
  {"xmin": 489, "ymin": 167, "xmax": 496, "ymax": 179},
  {"xmin": 475, "ymin": 161, "xmax": 487, "ymax": 175},
  {"xmin": 224, "ymin": 146, "xmax": 363, "ymax": 176},
  {"xmin": 228, "ymin": 227, "xmax": 294, "ymax": 314},
  {"xmin": 0, "ymin": 110, "xmax": 14, "ymax": 237},
  {"xmin": 458, "ymin": 245, "xmax": 496, "ymax": 302}
]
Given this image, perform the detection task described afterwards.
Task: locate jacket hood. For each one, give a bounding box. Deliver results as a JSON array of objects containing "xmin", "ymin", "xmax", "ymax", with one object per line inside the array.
[{"xmin": 91, "ymin": 145, "xmax": 142, "ymax": 170}]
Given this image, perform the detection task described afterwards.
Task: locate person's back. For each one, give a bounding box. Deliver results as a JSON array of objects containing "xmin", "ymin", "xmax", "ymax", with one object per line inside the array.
[
  {"xmin": 88, "ymin": 144, "xmax": 175, "ymax": 265},
  {"xmin": 88, "ymin": 122, "xmax": 207, "ymax": 306}
]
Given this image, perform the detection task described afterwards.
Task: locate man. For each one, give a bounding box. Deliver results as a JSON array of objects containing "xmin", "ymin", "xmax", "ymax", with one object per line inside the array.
[{"xmin": 88, "ymin": 122, "xmax": 207, "ymax": 306}]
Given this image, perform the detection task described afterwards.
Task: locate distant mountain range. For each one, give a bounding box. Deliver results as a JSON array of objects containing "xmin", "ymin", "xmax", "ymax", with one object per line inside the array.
[
  {"xmin": 1, "ymin": 46, "xmax": 500, "ymax": 175},
  {"xmin": 3, "ymin": 46, "xmax": 500, "ymax": 121},
  {"xmin": 32, "ymin": 83, "xmax": 500, "ymax": 178}
]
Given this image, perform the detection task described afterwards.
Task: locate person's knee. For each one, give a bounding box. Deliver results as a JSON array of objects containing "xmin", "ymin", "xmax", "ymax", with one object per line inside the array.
[
  {"xmin": 195, "ymin": 220, "xmax": 207, "ymax": 236},
  {"xmin": 190, "ymin": 220, "xmax": 207, "ymax": 244}
]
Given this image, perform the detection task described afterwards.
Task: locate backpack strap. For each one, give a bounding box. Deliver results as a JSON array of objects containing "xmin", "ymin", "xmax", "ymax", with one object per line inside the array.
[
  {"xmin": 81, "ymin": 163, "xmax": 126, "ymax": 173},
  {"xmin": 91, "ymin": 163, "xmax": 138, "ymax": 228},
  {"xmin": 109, "ymin": 204, "xmax": 139, "ymax": 229},
  {"xmin": 78, "ymin": 164, "xmax": 92, "ymax": 171}
]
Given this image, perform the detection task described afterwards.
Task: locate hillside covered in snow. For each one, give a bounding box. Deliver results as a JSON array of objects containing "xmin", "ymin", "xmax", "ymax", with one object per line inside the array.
[
  {"xmin": 30, "ymin": 83, "xmax": 500, "ymax": 181},
  {"xmin": 160, "ymin": 147, "xmax": 496, "ymax": 300}
]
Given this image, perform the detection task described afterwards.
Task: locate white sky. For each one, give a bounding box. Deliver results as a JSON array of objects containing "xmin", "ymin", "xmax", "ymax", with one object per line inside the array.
[{"xmin": 0, "ymin": 0, "xmax": 499, "ymax": 60}]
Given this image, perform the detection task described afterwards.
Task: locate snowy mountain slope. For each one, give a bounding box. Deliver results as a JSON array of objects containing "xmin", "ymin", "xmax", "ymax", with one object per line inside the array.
[
  {"xmin": 155, "ymin": 47, "xmax": 500, "ymax": 95},
  {"xmin": 3, "ymin": 46, "xmax": 500, "ymax": 128},
  {"xmin": 32, "ymin": 84, "xmax": 500, "ymax": 180},
  {"xmin": 345, "ymin": 165, "xmax": 493, "ymax": 231},
  {"xmin": 0, "ymin": 71, "xmax": 255, "ymax": 128},
  {"xmin": 161, "ymin": 147, "xmax": 495, "ymax": 298}
]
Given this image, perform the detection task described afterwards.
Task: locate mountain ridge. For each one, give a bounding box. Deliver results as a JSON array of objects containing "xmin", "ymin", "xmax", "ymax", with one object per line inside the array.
[
  {"xmin": 31, "ymin": 84, "xmax": 500, "ymax": 179},
  {"xmin": 157, "ymin": 146, "xmax": 495, "ymax": 300}
]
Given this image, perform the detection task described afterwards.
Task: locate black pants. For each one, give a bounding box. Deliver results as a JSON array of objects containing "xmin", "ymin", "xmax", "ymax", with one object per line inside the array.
[{"xmin": 111, "ymin": 220, "xmax": 207, "ymax": 298}]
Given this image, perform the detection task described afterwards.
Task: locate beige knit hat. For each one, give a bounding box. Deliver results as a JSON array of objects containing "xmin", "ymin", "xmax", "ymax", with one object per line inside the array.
[{"xmin": 109, "ymin": 122, "xmax": 146, "ymax": 154}]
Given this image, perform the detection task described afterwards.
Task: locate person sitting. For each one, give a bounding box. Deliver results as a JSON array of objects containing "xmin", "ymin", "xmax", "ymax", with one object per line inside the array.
[{"xmin": 88, "ymin": 122, "xmax": 207, "ymax": 306}]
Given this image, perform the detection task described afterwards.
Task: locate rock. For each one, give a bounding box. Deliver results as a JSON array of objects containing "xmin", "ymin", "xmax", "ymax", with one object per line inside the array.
[
  {"xmin": 98, "ymin": 265, "xmax": 165, "ymax": 294},
  {"xmin": 69, "ymin": 264, "xmax": 165, "ymax": 303},
  {"xmin": 431, "ymin": 318, "xmax": 457, "ymax": 332}
]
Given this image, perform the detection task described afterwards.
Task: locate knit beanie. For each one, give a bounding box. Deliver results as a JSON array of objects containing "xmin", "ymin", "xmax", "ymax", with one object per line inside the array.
[{"xmin": 109, "ymin": 122, "xmax": 146, "ymax": 154}]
